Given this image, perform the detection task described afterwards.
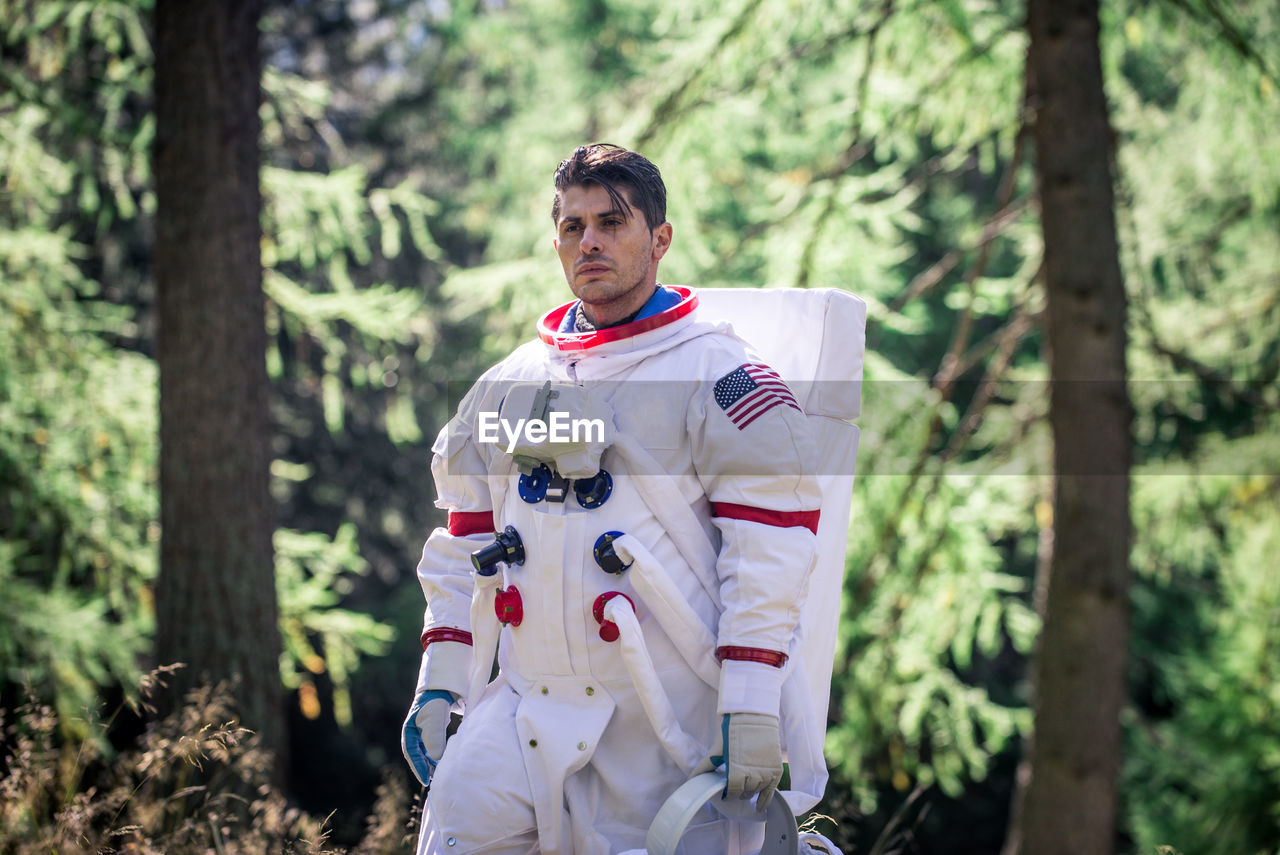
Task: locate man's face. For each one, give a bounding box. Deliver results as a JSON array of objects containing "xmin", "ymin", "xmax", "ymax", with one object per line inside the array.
[{"xmin": 554, "ymin": 183, "xmax": 673, "ymax": 328}]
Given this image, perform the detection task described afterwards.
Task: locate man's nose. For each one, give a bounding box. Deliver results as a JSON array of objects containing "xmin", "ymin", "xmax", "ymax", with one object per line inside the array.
[{"xmin": 580, "ymin": 224, "xmax": 604, "ymax": 254}]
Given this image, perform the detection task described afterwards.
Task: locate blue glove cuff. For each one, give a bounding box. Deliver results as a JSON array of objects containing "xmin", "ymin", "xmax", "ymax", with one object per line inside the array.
[
  {"xmin": 403, "ymin": 689, "xmax": 456, "ymax": 786},
  {"xmin": 712, "ymin": 714, "xmax": 730, "ymax": 798},
  {"xmin": 414, "ymin": 688, "xmax": 456, "ymax": 708}
]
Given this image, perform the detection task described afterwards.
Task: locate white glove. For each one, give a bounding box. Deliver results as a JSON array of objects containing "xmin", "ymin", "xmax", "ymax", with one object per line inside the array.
[
  {"xmin": 401, "ymin": 637, "xmax": 471, "ymax": 786},
  {"xmin": 401, "ymin": 690, "xmax": 453, "ymax": 787},
  {"xmin": 699, "ymin": 712, "xmax": 783, "ymax": 810},
  {"xmin": 725, "ymin": 712, "xmax": 783, "ymax": 808}
]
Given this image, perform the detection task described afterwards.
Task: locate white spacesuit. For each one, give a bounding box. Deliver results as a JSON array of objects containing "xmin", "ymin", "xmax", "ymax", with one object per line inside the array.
[{"xmin": 406, "ymin": 285, "xmax": 859, "ymax": 854}]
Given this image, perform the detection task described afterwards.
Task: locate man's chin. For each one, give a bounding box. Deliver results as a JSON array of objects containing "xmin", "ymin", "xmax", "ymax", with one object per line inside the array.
[
  {"xmin": 573, "ymin": 275, "xmax": 615, "ymax": 294},
  {"xmin": 573, "ymin": 283, "xmax": 619, "ymax": 306}
]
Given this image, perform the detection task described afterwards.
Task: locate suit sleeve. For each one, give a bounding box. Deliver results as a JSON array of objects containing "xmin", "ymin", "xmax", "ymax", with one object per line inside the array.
[
  {"xmin": 413, "ymin": 385, "xmax": 494, "ymax": 700},
  {"xmin": 689, "ymin": 359, "xmax": 822, "ymax": 717}
]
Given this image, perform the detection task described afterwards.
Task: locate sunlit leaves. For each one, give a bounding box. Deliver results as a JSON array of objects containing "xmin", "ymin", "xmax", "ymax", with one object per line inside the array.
[
  {"xmin": 827, "ymin": 351, "xmax": 1040, "ymax": 808},
  {"xmin": 437, "ymin": 257, "xmax": 565, "ymax": 366},
  {"xmin": 0, "ymin": 0, "xmax": 429, "ymax": 734},
  {"xmin": 3, "ymin": 0, "xmax": 1278, "ymax": 841},
  {"xmin": 0, "ymin": 266, "xmax": 158, "ymax": 728},
  {"xmin": 275, "ymin": 525, "xmax": 395, "ymax": 727},
  {"xmin": 1, "ymin": 0, "xmax": 159, "ymax": 724},
  {"xmin": 1126, "ymin": 457, "xmax": 1280, "ymax": 855}
]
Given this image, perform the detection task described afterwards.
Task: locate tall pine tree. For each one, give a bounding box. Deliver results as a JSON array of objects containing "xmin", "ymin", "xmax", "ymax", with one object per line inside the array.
[
  {"xmin": 153, "ymin": 0, "xmax": 284, "ymax": 771},
  {"xmin": 1005, "ymin": 1, "xmax": 1132, "ymax": 852}
]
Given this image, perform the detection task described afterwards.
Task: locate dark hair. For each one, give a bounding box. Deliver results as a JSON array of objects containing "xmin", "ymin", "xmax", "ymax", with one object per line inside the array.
[{"xmin": 551, "ymin": 143, "xmax": 667, "ymax": 232}]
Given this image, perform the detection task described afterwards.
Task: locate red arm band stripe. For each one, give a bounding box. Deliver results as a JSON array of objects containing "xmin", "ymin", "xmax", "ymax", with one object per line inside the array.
[
  {"xmin": 447, "ymin": 510, "xmax": 495, "ymax": 537},
  {"xmin": 421, "ymin": 628, "xmax": 474, "ymax": 650},
  {"xmin": 711, "ymin": 502, "xmax": 820, "ymax": 535},
  {"xmin": 716, "ymin": 646, "xmax": 788, "ymax": 668}
]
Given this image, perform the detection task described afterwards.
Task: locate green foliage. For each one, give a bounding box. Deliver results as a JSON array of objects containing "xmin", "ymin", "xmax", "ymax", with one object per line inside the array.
[
  {"xmin": 0, "ymin": 284, "xmax": 155, "ymax": 721},
  {"xmin": 4, "ymin": 0, "xmax": 1279, "ymax": 845},
  {"xmin": 409, "ymin": 0, "xmax": 1039, "ymax": 827},
  {"xmin": 829, "ymin": 353, "xmax": 1039, "ymax": 809},
  {"xmin": 1126, "ymin": 462, "xmax": 1280, "ymax": 855},
  {"xmin": 401, "ymin": 0, "xmax": 1277, "ymax": 846},
  {"xmin": 276, "ymin": 525, "xmax": 395, "ymax": 728},
  {"xmin": 256, "ymin": 60, "xmax": 455, "ymax": 628},
  {"xmin": 437, "ymin": 258, "xmax": 567, "ymax": 367},
  {"xmin": 1106, "ymin": 2, "xmax": 1280, "ymax": 849},
  {"xmin": 0, "ymin": 0, "xmax": 157, "ymax": 729},
  {"xmin": 1, "ymin": 0, "xmax": 410, "ymax": 743},
  {"xmin": 1114, "ymin": 0, "xmax": 1280, "ymax": 463}
]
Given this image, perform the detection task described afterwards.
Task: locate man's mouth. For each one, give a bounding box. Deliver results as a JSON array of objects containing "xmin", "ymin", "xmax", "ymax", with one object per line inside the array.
[{"xmin": 576, "ymin": 262, "xmax": 611, "ymax": 277}]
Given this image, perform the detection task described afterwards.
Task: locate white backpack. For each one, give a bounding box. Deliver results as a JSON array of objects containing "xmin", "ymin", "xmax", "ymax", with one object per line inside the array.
[{"xmin": 642, "ymin": 287, "xmax": 864, "ymax": 855}]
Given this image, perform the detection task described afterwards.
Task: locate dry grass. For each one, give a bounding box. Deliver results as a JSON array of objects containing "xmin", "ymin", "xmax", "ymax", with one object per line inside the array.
[{"xmin": 0, "ymin": 667, "xmax": 415, "ymax": 855}]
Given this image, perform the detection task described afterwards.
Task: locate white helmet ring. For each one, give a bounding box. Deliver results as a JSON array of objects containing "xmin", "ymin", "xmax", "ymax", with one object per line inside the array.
[{"xmin": 645, "ymin": 772, "xmax": 799, "ymax": 855}]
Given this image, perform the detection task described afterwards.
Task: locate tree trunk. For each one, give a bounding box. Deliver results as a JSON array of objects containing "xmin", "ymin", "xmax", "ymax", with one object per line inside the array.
[
  {"xmin": 153, "ymin": 0, "xmax": 282, "ymax": 771},
  {"xmin": 1004, "ymin": 1, "xmax": 1132, "ymax": 854}
]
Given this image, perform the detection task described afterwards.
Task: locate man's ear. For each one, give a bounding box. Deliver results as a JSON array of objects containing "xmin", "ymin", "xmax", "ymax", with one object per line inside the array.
[{"xmin": 652, "ymin": 222, "xmax": 673, "ymax": 261}]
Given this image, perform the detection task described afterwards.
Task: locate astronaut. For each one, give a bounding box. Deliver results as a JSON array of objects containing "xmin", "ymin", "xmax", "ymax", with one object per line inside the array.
[{"xmin": 401, "ymin": 143, "xmax": 828, "ymax": 854}]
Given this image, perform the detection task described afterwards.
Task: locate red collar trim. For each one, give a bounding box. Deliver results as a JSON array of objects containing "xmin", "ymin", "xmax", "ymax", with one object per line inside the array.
[{"xmin": 537, "ymin": 286, "xmax": 698, "ymax": 352}]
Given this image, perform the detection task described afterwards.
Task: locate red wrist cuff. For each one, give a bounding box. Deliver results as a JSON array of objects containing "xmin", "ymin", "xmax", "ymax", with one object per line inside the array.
[
  {"xmin": 421, "ymin": 627, "xmax": 474, "ymax": 650},
  {"xmin": 715, "ymin": 646, "xmax": 788, "ymax": 668}
]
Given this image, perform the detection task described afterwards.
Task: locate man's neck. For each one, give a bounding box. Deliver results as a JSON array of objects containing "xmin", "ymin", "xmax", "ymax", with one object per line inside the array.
[{"xmin": 579, "ymin": 285, "xmax": 659, "ymax": 330}]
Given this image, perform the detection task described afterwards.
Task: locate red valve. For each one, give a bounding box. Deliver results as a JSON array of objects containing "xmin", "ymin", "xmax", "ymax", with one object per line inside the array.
[
  {"xmin": 495, "ymin": 586, "xmax": 524, "ymax": 626},
  {"xmin": 592, "ymin": 591, "xmax": 634, "ymax": 642}
]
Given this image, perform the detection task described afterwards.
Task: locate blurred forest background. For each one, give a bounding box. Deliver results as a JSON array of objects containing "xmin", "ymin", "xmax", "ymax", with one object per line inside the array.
[{"xmin": 2, "ymin": 0, "xmax": 1278, "ymax": 852}]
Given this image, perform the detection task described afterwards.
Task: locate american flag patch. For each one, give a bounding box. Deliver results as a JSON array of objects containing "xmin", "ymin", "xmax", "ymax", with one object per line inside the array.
[{"xmin": 714, "ymin": 363, "xmax": 801, "ymax": 430}]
